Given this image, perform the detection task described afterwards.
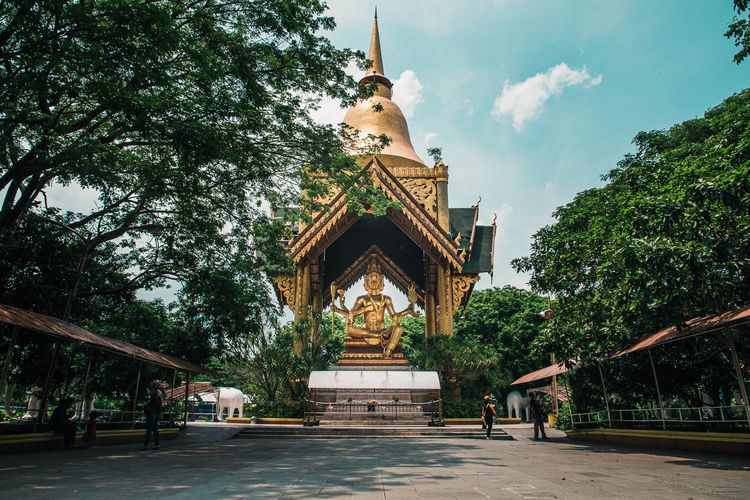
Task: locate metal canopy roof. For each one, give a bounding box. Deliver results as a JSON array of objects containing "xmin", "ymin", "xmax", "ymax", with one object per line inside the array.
[
  {"xmin": 511, "ymin": 304, "xmax": 750, "ymax": 386},
  {"xmin": 613, "ymin": 304, "xmax": 750, "ymax": 357},
  {"xmin": 511, "ymin": 362, "xmax": 573, "ymax": 386},
  {"xmin": 308, "ymin": 370, "xmax": 440, "ymax": 390},
  {"xmin": 0, "ymin": 303, "xmax": 208, "ymax": 373}
]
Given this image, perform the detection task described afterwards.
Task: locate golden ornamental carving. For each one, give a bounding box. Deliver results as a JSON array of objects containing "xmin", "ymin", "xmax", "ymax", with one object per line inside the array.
[
  {"xmin": 434, "ymin": 161, "xmax": 449, "ymax": 182},
  {"xmin": 370, "ymin": 160, "xmax": 462, "ymax": 269},
  {"xmin": 391, "ymin": 166, "xmax": 436, "ymax": 179},
  {"xmin": 290, "ymin": 196, "xmax": 349, "ymax": 260},
  {"xmin": 452, "ymin": 274, "xmax": 479, "ymax": 311},
  {"xmin": 273, "ymin": 275, "xmax": 296, "ymax": 309},
  {"xmin": 401, "ymin": 178, "xmax": 437, "ymax": 218}
]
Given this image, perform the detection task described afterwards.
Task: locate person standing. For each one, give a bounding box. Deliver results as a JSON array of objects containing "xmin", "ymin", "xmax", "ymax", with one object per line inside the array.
[
  {"xmin": 143, "ymin": 380, "xmax": 165, "ymax": 450},
  {"xmin": 529, "ymin": 394, "xmax": 548, "ymax": 440},
  {"xmin": 481, "ymin": 395, "xmax": 497, "ymax": 439},
  {"xmin": 49, "ymin": 397, "xmax": 77, "ymax": 449}
]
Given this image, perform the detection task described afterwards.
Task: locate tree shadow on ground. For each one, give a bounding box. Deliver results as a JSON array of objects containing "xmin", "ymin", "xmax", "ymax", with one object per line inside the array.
[{"xmin": 554, "ymin": 439, "xmax": 750, "ymax": 471}]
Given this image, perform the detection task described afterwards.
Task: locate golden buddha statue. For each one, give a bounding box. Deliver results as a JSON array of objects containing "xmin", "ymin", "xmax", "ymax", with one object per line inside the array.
[{"xmin": 331, "ymin": 260, "xmax": 420, "ymax": 358}]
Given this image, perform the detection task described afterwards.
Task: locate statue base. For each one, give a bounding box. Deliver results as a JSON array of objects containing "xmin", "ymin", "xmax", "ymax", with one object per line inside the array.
[{"xmin": 336, "ymin": 338, "xmax": 408, "ymax": 368}]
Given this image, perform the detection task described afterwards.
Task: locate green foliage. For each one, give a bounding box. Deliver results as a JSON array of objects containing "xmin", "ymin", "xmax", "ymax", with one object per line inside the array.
[
  {"xmin": 402, "ymin": 287, "xmax": 548, "ymax": 400},
  {"xmin": 442, "ymin": 399, "xmax": 481, "ymax": 419},
  {"xmin": 555, "ymin": 402, "xmax": 573, "ymax": 431},
  {"xmin": 426, "ymin": 147, "xmax": 443, "ymax": 163},
  {"xmin": 513, "ymin": 89, "xmax": 750, "ymax": 362},
  {"xmin": 726, "ymin": 0, "xmax": 750, "ymax": 64}
]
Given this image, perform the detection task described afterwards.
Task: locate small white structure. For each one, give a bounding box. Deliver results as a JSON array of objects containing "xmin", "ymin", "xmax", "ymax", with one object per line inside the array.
[{"xmin": 506, "ymin": 390, "xmax": 530, "ymax": 420}]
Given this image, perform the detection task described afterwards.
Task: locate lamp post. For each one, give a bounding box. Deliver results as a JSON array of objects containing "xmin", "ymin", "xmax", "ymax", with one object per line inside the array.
[
  {"xmin": 538, "ymin": 296, "xmax": 558, "ymax": 418},
  {"xmin": 35, "ymin": 220, "xmax": 165, "ymax": 424}
]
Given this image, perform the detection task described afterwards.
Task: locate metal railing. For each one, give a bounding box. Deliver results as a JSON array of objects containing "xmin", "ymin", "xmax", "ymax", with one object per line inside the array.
[
  {"xmin": 571, "ymin": 405, "xmax": 749, "ymax": 430},
  {"xmin": 304, "ymin": 399, "xmax": 442, "ymax": 426}
]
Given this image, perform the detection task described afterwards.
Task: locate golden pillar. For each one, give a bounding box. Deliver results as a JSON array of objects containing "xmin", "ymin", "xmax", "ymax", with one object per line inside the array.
[
  {"xmin": 434, "ymin": 161, "xmax": 454, "ymax": 335},
  {"xmin": 293, "ymin": 264, "xmax": 311, "ymax": 355},
  {"xmin": 425, "ymin": 293, "xmax": 436, "ymax": 336}
]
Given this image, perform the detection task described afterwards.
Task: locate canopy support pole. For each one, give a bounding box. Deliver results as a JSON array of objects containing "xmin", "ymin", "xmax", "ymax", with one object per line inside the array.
[
  {"xmin": 647, "ymin": 348, "xmax": 666, "ymax": 430},
  {"xmin": 725, "ymin": 328, "xmax": 750, "ymax": 430},
  {"xmin": 0, "ymin": 326, "xmax": 19, "ymax": 411},
  {"xmin": 551, "ymin": 353, "xmax": 559, "ymax": 417},
  {"xmin": 563, "ymin": 374, "xmax": 574, "ymax": 428},
  {"xmin": 131, "ymin": 363, "xmax": 142, "ymax": 429},
  {"xmin": 170, "ymin": 369, "xmax": 177, "ymax": 425},
  {"xmin": 79, "ymin": 348, "xmax": 94, "ymax": 421},
  {"xmin": 597, "ymin": 362, "xmax": 612, "ymax": 428},
  {"xmin": 37, "ymin": 340, "xmax": 61, "ymax": 425},
  {"xmin": 183, "ymin": 371, "xmax": 190, "ymax": 429}
]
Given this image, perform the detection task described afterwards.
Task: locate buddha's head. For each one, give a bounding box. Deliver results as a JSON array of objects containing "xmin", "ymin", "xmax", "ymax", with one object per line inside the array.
[{"xmin": 364, "ymin": 260, "xmax": 385, "ymax": 294}]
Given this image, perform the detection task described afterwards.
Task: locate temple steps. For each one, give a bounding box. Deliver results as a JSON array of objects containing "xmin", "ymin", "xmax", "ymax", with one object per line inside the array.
[{"xmin": 233, "ymin": 426, "xmax": 513, "ymax": 439}]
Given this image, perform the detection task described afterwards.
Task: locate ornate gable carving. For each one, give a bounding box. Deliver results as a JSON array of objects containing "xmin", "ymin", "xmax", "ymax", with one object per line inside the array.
[
  {"xmin": 452, "ymin": 274, "xmax": 479, "ymax": 311},
  {"xmin": 401, "ymin": 178, "xmax": 437, "ymax": 218}
]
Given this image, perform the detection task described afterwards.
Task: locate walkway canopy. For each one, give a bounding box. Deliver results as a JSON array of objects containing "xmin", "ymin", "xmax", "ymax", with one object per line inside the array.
[
  {"xmin": 0, "ymin": 303, "xmax": 207, "ymax": 373},
  {"xmin": 511, "ymin": 362, "xmax": 573, "ymax": 386},
  {"xmin": 511, "ymin": 304, "xmax": 750, "ymax": 386},
  {"xmin": 612, "ymin": 304, "xmax": 750, "ymax": 357}
]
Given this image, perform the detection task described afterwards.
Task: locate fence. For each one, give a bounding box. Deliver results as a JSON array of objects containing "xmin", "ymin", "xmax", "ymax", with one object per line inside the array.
[
  {"xmin": 304, "ymin": 399, "xmax": 442, "ymax": 426},
  {"xmin": 571, "ymin": 404, "xmax": 749, "ymax": 431}
]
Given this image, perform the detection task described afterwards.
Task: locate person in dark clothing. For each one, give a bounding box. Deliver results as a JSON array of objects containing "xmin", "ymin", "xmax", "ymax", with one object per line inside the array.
[
  {"xmin": 481, "ymin": 395, "xmax": 497, "ymax": 439},
  {"xmin": 49, "ymin": 398, "xmax": 77, "ymax": 449},
  {"xmin": 143, "ymin": 380, "xmax": 165, "ymax": 450},
  {"xmin": 529, "ymin": 394, "xmax": 548, "ymax": 440}
]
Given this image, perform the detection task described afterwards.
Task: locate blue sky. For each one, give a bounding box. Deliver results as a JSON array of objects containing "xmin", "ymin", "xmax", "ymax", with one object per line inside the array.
[{"xmin": 315, "ymin": 0, "xmax": 748, "ymax": 298}]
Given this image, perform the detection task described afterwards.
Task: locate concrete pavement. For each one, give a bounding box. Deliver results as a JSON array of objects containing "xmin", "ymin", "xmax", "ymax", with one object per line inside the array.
[{"xmin": 0, "ymin": 423, "xmax": 747, "ymax": 499}]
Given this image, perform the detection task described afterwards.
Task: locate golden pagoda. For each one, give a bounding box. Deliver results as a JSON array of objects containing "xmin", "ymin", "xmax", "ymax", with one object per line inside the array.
[{"xmin": 273, "ymin": 12, "xmax": 496, "ymax": 367}]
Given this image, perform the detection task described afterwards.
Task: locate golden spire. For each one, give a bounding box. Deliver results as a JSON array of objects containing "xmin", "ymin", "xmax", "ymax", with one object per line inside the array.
[
  {"xmin": 368, "ymin": 8, "xmax": 385, "ymax": 78},
  {"xmin": 344, "ymin": 9, "xmax": 426, "ymax": 167}
]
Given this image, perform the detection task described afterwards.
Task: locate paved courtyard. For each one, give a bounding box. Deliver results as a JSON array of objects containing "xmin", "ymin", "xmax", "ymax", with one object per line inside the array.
[{"xmin": 0, "ymin": 425, "xmax": 748, "ymax": 499}]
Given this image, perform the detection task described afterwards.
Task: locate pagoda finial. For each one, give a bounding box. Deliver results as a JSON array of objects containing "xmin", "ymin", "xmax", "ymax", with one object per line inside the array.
[{"xmin": 368, "ymin": 8, "xmax": 385, "ymax": 77}]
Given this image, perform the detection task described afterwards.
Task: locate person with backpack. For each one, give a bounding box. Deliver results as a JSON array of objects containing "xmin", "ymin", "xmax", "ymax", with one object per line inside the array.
[
  {"xmin": 143, "ymin": 380, "xmax": 165, "ymax": 450},
  {"xmin": 481, "ymin": 395, "xmax": 497, "ymax": 439}
]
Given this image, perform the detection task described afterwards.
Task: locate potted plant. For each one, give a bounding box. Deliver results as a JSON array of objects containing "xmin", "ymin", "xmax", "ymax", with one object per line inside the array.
[{"xmin": 367, "ymin": 399, "xmax": 377, "ymax": 412}]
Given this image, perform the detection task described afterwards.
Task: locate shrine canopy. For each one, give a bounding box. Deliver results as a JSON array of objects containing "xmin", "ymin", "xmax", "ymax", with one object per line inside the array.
[
  {"xmin": 308, "ymin": 370, "xmax": 440, "ymax": 391},
  {"xmin": 0, "ymin": 303, "xmax": 207, "ymax": 373}
]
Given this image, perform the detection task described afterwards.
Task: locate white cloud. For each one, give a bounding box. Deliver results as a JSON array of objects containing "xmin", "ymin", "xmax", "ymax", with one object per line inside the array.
[
  {"xmin": 309, "ymin": 61, "xmax": 360, "ymax": 126},
  {"xmin": 491, "ymin": 63, "xmax": 602, "ymax": 131},
  {"xmin": 585, "ymin": 74, "xmax": 603, "ymax": 88},
  {"xmin": 463, "ymin": 97, "xmax": 476, "ymax": 116},
  {"xmin": 309, "ymin": 95, "xmax": 347, "ymax": 126},
  {"xmin": 424, "ymin": 132, "xmax": 438, "ymax": 144},
  {"xmin": 392, "ymin": 69, "xmax": 424, "ymax": 118}
]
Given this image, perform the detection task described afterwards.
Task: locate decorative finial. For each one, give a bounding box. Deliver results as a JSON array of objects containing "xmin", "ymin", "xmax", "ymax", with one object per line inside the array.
[
  {"xmin": 368, "ymin": 9, "xmax": 384, "ymax": 77},
  {"xmin": 375, "ymin": 6, "xmax": 377, "ymax": 20}
]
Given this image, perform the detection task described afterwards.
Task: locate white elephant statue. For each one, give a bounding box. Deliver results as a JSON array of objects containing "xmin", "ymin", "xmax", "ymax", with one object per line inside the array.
[{"xmin": 506, "ymin": 390, "xmax": 529, "ymax": 421}]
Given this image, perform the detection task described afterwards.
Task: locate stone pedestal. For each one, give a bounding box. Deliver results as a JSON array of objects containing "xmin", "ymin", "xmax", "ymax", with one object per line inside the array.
[{"xmin": 337, "ymin": 338, "xmax": 408, "ymax": 368}]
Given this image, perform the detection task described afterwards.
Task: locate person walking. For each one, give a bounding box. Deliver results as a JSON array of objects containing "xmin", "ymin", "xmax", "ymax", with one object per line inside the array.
[
  {"xmin": 143, "ymin": 380, "xmax": 165, "ymax": 450},
  {"xmin": 481, "ymin": 395, "xmax": 497, "ymax": 439},
  {"xmin": 529, "ymin": 393, "xmax": 548, "ymax": 441}
]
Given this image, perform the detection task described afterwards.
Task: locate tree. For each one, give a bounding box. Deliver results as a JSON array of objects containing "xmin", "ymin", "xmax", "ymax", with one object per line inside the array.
[
  {"xmin": 726, "ymin": 0, "xmax": 750, "ymax": 63},
  {"xmin": 402, "ymin": 287, "xmax": 548, "ymax": 399},
  {"xmin": 0, "ymin": 0, "xmax": 386, "ymax": 304},
  {"xmin": 513, "ymin": 89, "xmax": 750, "ymax": 362}
]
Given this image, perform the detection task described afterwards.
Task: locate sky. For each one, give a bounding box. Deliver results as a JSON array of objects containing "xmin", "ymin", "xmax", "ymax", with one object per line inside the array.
[
  {"xmin": 310, "ymin": 0, "xmax": 748, "ymax": 307},
  {"xmin": 44, "ymin": 1, "xmax": 748, "ymax": 309}
]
